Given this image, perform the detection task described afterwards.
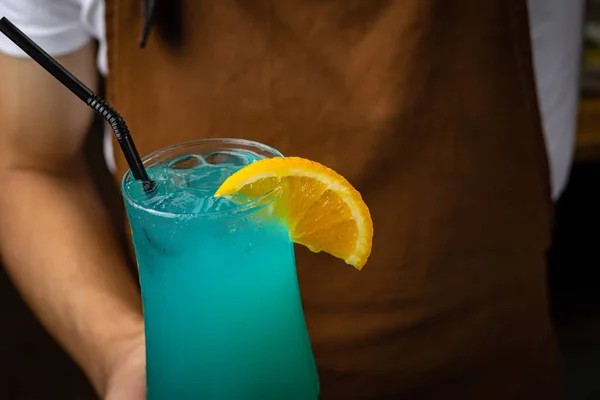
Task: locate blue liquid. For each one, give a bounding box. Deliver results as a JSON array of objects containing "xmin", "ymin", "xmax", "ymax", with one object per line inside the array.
[{"xmin": 123, "ymin": 150, "xmax": 319, "ymax": 399}]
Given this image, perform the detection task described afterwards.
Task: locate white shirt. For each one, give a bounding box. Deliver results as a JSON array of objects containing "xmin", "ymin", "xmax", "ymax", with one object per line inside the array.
[
  {"xmin": 0, "ymin": 0, "xmax": 107, "ymax": 74},
  {"xmin": 0, "ymin": 0, "xmax": 585, "ymax": 199},
  {"xmin": 528, "ymin": 0, "xmax": 585, "ymax": 199}
]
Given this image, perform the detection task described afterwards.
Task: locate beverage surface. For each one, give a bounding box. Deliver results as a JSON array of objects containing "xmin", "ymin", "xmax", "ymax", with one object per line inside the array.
[{"xmin": 125, "ymin": 151, "xmax": 259, "ymax": 215}]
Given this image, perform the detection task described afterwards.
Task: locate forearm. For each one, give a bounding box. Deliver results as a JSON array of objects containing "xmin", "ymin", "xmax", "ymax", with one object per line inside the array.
[{"xmin": 0, "ymin": 158, "xmax": 142, "ymax": 395}]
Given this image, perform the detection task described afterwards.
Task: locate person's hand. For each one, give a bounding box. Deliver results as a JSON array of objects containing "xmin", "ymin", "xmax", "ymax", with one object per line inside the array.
[{"xmin": 104, "ymin": 333, "xmax": 146, "ymax": 400}]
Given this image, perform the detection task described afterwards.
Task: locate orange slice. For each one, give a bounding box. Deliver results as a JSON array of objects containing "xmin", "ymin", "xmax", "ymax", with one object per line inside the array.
[{"xmin": 215, "ymin": 157, "xmax": 373, "ymax": 270}]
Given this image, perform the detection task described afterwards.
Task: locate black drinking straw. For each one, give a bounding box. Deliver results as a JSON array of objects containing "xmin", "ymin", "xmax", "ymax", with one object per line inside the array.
[{"xmin": 0, "ymin": 17, "xmax": 156, "ymax": 193}]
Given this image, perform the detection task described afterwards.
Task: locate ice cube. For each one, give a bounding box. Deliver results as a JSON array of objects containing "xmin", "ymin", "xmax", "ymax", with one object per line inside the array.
[
  {"xmin": 187, "ymin": 165, "xmax": 235, "ymax": 191},
  {"xmin": 166, "ymin": 168, "xmax": 190, "ymax": 189},
  {"xmin": 168, "ymin": 154, "xmax": 205, "ymax": 169},
  {"xmin": 150, "ymin": 192, "xmax": 178, "ymax": 212},
  {"xmin": 199, "ymin": 196, "xmax": 238, "ymax": 213},
  {"xmin": 161, "ymin": 190, "xmax": 205, "ymax": 214},
  {"xmin": 204, "ymin": 151, "xmax": 252, "ymax": 167}
]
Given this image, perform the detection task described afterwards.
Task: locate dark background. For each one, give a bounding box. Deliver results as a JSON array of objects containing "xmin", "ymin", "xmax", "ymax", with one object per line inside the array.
[{"xmin": 550, "ymin": 161, "xmax": 600, "ymax": 400}]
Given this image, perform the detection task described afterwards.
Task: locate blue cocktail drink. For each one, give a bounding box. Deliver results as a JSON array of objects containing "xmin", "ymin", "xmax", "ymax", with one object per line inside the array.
[{"xmin": 121, "ymin": 139, "xmax": 319, "ymax": 399}]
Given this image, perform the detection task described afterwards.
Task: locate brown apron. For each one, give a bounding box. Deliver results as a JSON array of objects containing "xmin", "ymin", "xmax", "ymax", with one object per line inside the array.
[{"xmin": 105, "ymin": 1, "xmax": 563, "ymax": 398}]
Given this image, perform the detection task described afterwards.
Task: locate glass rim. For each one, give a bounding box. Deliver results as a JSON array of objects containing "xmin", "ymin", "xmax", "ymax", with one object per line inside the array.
[{"xmin": 121, "ymin": 138, "xmax": 283, "ymax": 219}]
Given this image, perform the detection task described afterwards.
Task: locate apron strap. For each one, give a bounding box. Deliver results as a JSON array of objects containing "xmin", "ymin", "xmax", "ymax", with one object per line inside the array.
[{"xmin": 140, "ymin": 0, "xmax": 158, "ymax": 48}]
